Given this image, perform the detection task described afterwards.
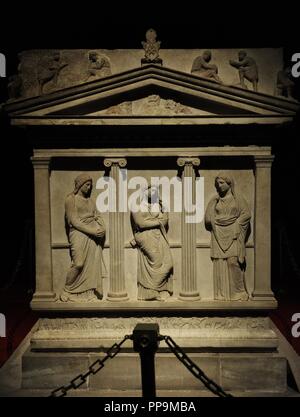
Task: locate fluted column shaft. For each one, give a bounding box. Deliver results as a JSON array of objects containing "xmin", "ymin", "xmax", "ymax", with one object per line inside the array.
[
  {"xmin": 177, "ymin": 157, "xmax": 201, "ymax": 301},
  {"xmin": 104, "ymin": 158, "xmax": 128, "ymax": 301}
]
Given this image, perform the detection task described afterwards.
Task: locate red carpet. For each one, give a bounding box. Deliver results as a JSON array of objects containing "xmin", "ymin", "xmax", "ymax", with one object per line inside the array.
[{"xmin": 0, "ymin": 290, "xmax": 38, "ymax": 367}]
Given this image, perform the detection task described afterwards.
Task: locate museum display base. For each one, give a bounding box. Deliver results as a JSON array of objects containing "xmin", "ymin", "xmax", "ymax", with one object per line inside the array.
[
  {"xmin": 1, "ymin": 316, "xmax": 299, "ymax": 397},
  {"xmin": 8, "ymin": 316, "xmax": 286, "ymax": 395}
]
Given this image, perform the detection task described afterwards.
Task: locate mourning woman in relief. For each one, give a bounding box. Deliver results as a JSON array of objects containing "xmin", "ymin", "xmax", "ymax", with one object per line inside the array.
[
  {"xmin": 205, "ymin": 173, "xmax": 251, "ymax": 301},
  {"xmin": 60, "ymin": 174, "xmax": 106, "ymax": 302},
  {"xmin": 130, "ymin": 185, "xmax": 173, "ymax": 301}
]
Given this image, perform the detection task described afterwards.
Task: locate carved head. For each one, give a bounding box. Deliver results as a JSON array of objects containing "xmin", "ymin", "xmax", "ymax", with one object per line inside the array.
[
  {"xmin": 74, "ymin": 173, "xmax": 93, "ymax": 196},
  {"xmin": 142, "ymin": 185, "xmax": 160, "ymax": 205},
  {"xmin": 203, "ymin": 50, "xmax": 212, "ymax": 62},
  {"xmin": 215, "ymin": 173, "xmax": 235, "ymax": 196}
]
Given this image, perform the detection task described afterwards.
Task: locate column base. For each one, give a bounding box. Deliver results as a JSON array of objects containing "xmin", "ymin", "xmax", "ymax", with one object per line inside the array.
[
  {"xmin": 107, "ymin": 292, "xmax": 129, "ymax": 302},
  {"xmin": 31, "ymin": 291, "xmax": 57, "ymax": 301},
  {"xmin": 251, "ymin": 290, "xmax": 277, "ymax": 302},
  {"xmin": 178, "ymin": 292, "xmax": 201, "ymax": 302},
  {"xmin": 30, "ymin": 291, "xmax": 57, "ymax": 307}
]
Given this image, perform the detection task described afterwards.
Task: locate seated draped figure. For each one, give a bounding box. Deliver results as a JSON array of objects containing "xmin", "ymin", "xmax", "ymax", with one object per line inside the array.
[
  {"xmin": 191, "ymin": 50, "xmax": 222, "ymax": 83},
  {"xmin": 60, "ymin": 173, "xmax": 106, "ymax": 302},
  {"xmin": 130, "ymin": 185, "xmax": 173, "ymax": 301},
  {"xmin": 205, "ymin": 173, "xmax": 251, "ymax": 301}
]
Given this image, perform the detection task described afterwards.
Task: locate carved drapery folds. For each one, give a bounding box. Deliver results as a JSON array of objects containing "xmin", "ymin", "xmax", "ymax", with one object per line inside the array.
[
  {"xmin": 191, "ymin": 50, "xmax": 222, "ymax": 84},
  {"xmin": 29, "ymin": 150, "xmax": 277, "ymax": 306},
  {"xmin": 205, "ymin": 172, "xmax": 251, "ymax": 301}
]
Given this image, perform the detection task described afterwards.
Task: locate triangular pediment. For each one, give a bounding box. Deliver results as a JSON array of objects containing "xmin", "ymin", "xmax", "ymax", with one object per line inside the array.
[{"xmin": 5, "ymin": 65, "xmax": 299, "ymax": 125}]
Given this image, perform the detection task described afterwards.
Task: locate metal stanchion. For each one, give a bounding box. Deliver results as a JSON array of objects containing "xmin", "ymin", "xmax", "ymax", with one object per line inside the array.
[{"xmin": 132, "ymin": 323, "xmax": 160, "ymax": 398}]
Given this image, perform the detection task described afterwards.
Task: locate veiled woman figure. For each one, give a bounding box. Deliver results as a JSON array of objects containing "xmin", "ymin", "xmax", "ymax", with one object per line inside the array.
[
  {"xmin": 205, "ymin": 173, "xmax": 251, "ymax": 301},
  {"xmin": 131, "ymin": 186, "xmax": 173, "ymax": 301},
  {"xmin": 60, "ymin": 173, "xmax": 106, "ymax": 302}
]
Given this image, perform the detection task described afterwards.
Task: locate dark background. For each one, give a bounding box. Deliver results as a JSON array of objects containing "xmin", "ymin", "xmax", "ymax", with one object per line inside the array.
[{"xmin": 0, "ymin": 8, "xmax": 300, "ymax": 302}]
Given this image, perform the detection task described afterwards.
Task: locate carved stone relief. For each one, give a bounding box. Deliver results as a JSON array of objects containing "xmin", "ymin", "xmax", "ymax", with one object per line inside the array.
[
  {"xmin": 60, "ymin": 173, "xmax": 106, "ymax": 302},
  {"xmin": 56, "ymin": 168, "xmax": 256, "ymax": 303},
  {"xmin": 36, "ymin": 316, "xmax": 271, "ymax": 332},
  {"xmin": 275, "ymin": 67, "xmax": 296, "ymax": 100},
  {"xmin": 32, "ymin": 316, "xmax": 277, "ymax": 350},
  {"xmin": 141, "ymin": 28, "xmax": 162, "ymax": 66},
  {"xmin": 130, "ymin": 185, "xmax": 173, "ymax": 301},
  {"xmin": 7, "ymin": 50, "xmax": 112, "ymax": 100},
  {"xmin": 205, "ymin": 172, "xmax": 251, "ymax": 301},
  {"xmin": 191, "ymin": 50, "xmax": 222, "ymax": 83},
  {"xmin": 6, "ymin": 48, "xmax": 297, "ymax": 101},
  {"xmin": 85, "ymin": 50, "xmax": 111, "ymax": 82},
  {"xmin": 229, "ymin": 50, "xmax": 259, "ymax": 91},
  {"xmin": 37, "ymin": 51, "xmax": 68, "ymax": 95},
  {"xmin": 102, "ymin": 95, "xmax": 194, "ymax": 116}
]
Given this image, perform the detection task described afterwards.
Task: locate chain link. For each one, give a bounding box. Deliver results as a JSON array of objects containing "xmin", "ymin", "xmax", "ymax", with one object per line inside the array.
[
  {"xmin": 49, "ymin": 334, "xmax": 132, "ymax": 397},
  {"xmin": 161, "ymin": 335, "xmax": 233, "ymax": 397}
]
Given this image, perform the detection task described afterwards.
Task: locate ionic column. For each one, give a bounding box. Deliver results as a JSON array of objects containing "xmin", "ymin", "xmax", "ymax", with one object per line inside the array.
[
  {"xmin": 103, "ymin": 158, "xmax": 129, "ymax": 301},
  {"xmin": 252, "ymin": 155, "xmax": 275, "ymax": 300},
  {"xmin": 177, "ymin": 157, "xmax": 201, "ymax": 301},
  {"xmin": 31, "ymin": 156, "xmax": 56, "ymax": 303}
]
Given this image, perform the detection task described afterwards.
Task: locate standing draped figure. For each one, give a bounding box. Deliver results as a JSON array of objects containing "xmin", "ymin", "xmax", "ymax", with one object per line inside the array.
[
  {"xmin": 131, "ymin": 186, "xmax": 173, "ymax": 301},
  {"xmin": 205, "ymin": 173, "xmax": 251, "ymax": 301},
  {"xmin": 60, "ymin": 173, "xmax": 106, "ymax": 302}
]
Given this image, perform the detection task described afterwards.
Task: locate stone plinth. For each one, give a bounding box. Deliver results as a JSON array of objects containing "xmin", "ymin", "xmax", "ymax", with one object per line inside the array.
[
  {"xmin": 22, "ymin": 350, "xmax": 286, "ymax": 394},
  {"xmin": 19, "ymin": 316, "xmax": 286, "ymax": 395},
  {"xmin": 30, "ymin": 317, "xmax": 278, "ymax": 350}
]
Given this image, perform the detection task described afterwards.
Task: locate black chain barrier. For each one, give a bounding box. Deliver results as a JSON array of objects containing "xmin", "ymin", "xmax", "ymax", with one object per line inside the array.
[
  {"xmin": 49, "ymin": 330, "xmax": 232, "ymax": 398},
  {"xmin": 160, "ymin": 335, "xmax": 233, "ymax": 398},
  {"xmin": 49, "ymin": 334, "xmax": 132, "ymax": 397}
]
